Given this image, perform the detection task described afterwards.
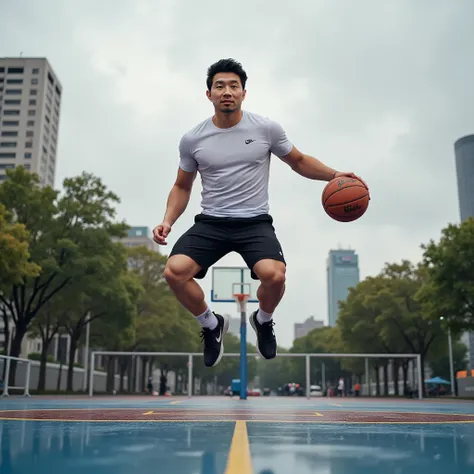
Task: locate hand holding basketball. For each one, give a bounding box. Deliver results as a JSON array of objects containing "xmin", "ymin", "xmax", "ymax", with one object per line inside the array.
[
  {"xmin": 322, "ymin": 172, "xmax": 370, "ymax": 222},
  {"xmin": 333, "ymin": 171, "xmax": 369, "ymax": 190},
  {"xmin": 153, "ymin": 221, "xmax": 172, "ymax": 245}
]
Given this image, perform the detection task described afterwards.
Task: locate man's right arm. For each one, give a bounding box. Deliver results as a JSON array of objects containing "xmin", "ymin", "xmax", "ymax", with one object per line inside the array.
[{"xmin": 162, "ymin": 167, "xmax": 197, "ymax": 226}]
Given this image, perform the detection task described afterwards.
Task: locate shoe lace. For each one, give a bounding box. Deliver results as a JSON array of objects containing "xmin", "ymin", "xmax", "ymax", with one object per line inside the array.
[
  {"xmin": 260, "ymin": 320, "xmax": 276, "ymax": 338},
  {"xmin": 199, "ymin": 328, "xmax": 214, "ymax": 345}
]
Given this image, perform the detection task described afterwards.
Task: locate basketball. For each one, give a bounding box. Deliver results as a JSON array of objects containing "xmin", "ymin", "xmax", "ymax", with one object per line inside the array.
[{"xmin": 322, "ymin": 176, "xmax": 370, "ymax": 222}]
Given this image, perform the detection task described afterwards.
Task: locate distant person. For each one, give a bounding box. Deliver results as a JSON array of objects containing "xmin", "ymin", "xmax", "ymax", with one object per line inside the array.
[
  {"xmin": 338, "ymin": 377, "xmax": 345, "ymax": 397},
  {"xmin": 404, "ymin": 383, "xmax": 414, "ymax": 398},
  {"xmin": 153, "ymin": 58, "xmax": 366, "ymax": 368},
  {"xmin": 159, "ymin": 375, "xmax": 167, "ymax": 396}
]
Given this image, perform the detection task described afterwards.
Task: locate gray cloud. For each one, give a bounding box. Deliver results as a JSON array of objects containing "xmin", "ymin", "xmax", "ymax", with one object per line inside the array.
[{"xmin": 1, "ymin": 0, "xmax": 473, "ymax": 348}]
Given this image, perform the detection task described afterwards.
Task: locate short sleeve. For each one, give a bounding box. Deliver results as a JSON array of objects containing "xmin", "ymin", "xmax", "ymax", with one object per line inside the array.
[
  {"xmin": 267, "ymin": 120, "xmax": 294, "ymax": 158},
  {"xmin": 178, "ymin": 134, "xmax": 197, "ymax": 172}
]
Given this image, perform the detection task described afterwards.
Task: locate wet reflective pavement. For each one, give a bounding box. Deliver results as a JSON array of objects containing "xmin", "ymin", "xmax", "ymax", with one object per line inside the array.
[
  {"xmin": 0, "ymin": 397, "xmax": 473, "ymax": 473},
  {"xmin": 0, "ymin": 420, "xmax": 233, "ymax": 474},
  {"xmin": 249, "ymin": 423, "xmax": 474, "ymax": 474}
]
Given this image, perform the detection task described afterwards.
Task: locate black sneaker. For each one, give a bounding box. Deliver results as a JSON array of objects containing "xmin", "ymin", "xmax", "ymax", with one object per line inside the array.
[
  {"xmin": 249, "ymin": 310, "xmax": 277, "ymax": 359},
  {"xmin": 199, "ymin": 313, "xmax": 229, "ymax": 367}
]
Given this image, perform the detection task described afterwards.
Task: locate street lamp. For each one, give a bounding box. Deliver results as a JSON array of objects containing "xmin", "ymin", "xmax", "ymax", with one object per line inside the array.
[{"xmin": 440, "ymin": 316, "xmax": 455, "ymax": 396}]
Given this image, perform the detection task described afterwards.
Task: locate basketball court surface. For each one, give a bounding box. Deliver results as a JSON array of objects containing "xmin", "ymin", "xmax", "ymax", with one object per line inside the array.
[{"xmin": 1, "ymin": 395, "xmax": 473, "ymax": 473}]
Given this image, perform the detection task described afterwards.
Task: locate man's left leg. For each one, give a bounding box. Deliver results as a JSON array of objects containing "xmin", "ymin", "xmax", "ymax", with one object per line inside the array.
[
  {"xmin": 253, "ymin": 259, "xmax": 286, "ymax": 314},
  {"xmin": 233, "ymin": 215, "xmax": 286, "ymax": 360},
  {"xmin": 250, "ymin": 259, "xmax": 286, "ymax": 359}
]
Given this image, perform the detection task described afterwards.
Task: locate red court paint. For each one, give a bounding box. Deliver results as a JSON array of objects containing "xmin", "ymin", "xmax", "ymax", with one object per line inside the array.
[{"xmin": 1, "ymin": 408, "xmax": 473, "ymax": 423}]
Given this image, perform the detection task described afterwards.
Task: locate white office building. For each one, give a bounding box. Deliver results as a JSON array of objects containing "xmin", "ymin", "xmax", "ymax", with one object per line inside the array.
[
  {"xmin": 120, "ymin": 226, "xmax": 161, "ymax": 253},
  {"xmin": 294, "ymin": 316, "xmax": 324, "ymax": 341},
  {"xmin": 0, "ymin": 57, "xmax": 62, "ymax": 187}
]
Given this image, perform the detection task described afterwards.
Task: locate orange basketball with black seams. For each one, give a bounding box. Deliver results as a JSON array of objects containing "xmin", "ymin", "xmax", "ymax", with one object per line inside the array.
[{"xmin": 322, "ymin": 177, "xmax": 370, "ymax": 222}]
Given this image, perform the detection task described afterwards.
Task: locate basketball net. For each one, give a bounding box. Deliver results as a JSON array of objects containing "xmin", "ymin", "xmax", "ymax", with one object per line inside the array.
[{"xmin": 233, "ymin": 293, "xmax": 250, "ymax": 313}]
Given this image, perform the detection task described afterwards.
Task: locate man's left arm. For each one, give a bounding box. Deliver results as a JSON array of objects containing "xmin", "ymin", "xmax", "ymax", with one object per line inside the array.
[
  {"xmin": 280, "ymin": 146, "xmax": 337, "ymax": 181},
  {"xmin": 281, "ymin": 146, "xmax": 368, "ymax": 187},
  {"xmin": 268, "ymin": 120, "xmax": 367, "ymax": 186}
]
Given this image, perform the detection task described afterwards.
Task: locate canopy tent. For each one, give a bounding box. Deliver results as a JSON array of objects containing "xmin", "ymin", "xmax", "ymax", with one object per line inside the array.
[{"xmin": 424, "ymin": 376, "xmax": 451, "ymax": 385}]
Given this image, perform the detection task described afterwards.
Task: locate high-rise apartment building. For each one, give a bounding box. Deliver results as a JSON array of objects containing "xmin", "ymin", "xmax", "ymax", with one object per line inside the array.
[
  {"xmin": 327, "ymin": 249, "xmax": 360, "ymax": 327},
  {"xmin": 454, "ymin": 134, "xmax": 474, "ymax": 368},
  {"xmin": 0, "ymin": 57, "xmax": 62, "ymax": 187}
]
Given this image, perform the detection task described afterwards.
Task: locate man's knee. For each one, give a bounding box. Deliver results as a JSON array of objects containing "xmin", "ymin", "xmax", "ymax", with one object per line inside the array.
[
  {"xmin": 163, "ymin": 255, "xmax": 200, "ymax": 287},
  {"xmin": 253, "ymin": 260, "xmax": 286, "ymax": 287}
]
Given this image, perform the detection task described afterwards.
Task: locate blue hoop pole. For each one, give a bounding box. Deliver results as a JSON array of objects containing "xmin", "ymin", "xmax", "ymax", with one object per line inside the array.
[
  {"xmin": 239, "ymin": 302, "xmax": 247, "ymax": 400},
  {"xmin": 238, "ymin": 268, "xmax": 247, "ymax": 400}
]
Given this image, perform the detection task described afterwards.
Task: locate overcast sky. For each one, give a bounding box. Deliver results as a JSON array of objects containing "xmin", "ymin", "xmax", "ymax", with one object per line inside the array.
[{"xmin": 1, "ymin": 0, "xmax": 473, "ymax": 348}]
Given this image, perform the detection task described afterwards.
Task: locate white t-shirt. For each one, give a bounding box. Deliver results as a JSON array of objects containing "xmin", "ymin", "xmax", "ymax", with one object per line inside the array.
[{"xmin": 178, "ymin": 110, "xmax": 294, "ymax": 218}]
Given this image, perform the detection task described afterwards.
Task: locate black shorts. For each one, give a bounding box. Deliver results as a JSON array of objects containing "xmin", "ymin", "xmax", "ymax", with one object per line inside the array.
[{"xmin": 169, "ymin": 213, "xmax": 286, "ymax": 279}]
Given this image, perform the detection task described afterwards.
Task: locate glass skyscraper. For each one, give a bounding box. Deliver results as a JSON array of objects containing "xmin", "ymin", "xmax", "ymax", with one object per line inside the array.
[
  {"xmin": 326, "ymin": 249, "xmax": 360, "ymax": 327},
  {"xmin": 454, "ymin": 134, "xmax": 474, "ymax": 368},
  {"xmin": 455, "ymin": 134, "xmax": 474, "ymax": 221}
]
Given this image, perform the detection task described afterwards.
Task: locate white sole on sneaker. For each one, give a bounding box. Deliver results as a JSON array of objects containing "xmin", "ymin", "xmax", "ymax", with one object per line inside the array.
[{"xmin": 211, "ymin": 313, "xmax": 229, "ymax": 367}]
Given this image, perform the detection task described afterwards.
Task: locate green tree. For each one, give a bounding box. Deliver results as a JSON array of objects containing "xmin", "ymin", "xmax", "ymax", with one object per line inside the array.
[
  {"xmin": 28, "ymin": 295, "xmax": 67, "ymax": 391},
  {"xmin": 0, "ymin": 202, "xmax": 40, "ymax": 285},
  {"xmin": 0, "ymin": 168, "xmax": 128, "ymax": 383},
  {"xmin": 428, "ymin": 340, "xmax": 468, "ymax": 384},
  {"xmin": 291, "ymin": 326, "xmax": 346, "ymax": 390},
  {"xmin": 89, "ymin": 300, "xmax": 138, "ymax": 393},
  {"xmin": 0, "ymin": 201, "xmax": 41, "ymax": 355},
  {"xmin": 124, "ymin": 246, "xmax": 202, "ymax": 393},
  {"xmin": 338, "ymin": 277, "xmax": 394, "ymax": 395},
  {"xmin": 338, "ymin": 262, "xmax": 444, "ymax": 395},
  {"xmin": 419, "ymin": 217, "xmax": 474, "ymax": 332},
  {"xmin": 377, "ymin": 261, "xmax": 444, "ymax": 387},
  {"xmin": 64, "ymin": 270, "xmax": 141, "ymax": 391},
  {"xmin": 256, "ymin": 346, "xmax": 293, "ymax": 392}
]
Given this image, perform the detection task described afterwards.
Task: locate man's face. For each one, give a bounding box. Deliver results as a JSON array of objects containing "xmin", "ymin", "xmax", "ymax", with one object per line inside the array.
[{"xmin": 206, "ymin": 72, "xmax": 246, "ymax": 114}]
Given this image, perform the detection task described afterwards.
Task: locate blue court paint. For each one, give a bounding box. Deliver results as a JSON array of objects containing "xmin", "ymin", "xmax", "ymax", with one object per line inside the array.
[
  {"xmin": 0, "ymin": 420, "xmax": 233, "ymax": 474},
  {"xmin": 248, "ymin": 422, "xmax": 474, "ymax": 474}
]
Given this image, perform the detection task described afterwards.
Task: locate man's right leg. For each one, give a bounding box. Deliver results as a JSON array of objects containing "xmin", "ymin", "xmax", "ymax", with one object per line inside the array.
[
  {"xmin": 164, "ymin": 255, "xmax": 229, "ymax": 367},
  {"xmin": 163, "ymin": 219, "xmax": 231, "ymax": 367},
  {"xmin": 163, "ymin": 254, "xmax": 208, "ymax": 316}
]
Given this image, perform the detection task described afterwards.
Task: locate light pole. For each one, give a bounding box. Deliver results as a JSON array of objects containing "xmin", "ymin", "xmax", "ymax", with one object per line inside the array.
[{"xmin": 440, "ymin": 316, "xmax": 455, "ymax": 396}]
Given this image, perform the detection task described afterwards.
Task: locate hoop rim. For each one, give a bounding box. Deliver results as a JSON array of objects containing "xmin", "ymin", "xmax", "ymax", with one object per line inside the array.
[{"xmin": 233, "ymin": 293, "xmax": 250, "ymax": 302}]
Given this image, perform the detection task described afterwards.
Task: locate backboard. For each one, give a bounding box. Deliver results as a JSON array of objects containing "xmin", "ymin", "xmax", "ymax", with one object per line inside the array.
[{"xmin": 211, "ymin": 266, "xmax": 259, "ymax": 303}]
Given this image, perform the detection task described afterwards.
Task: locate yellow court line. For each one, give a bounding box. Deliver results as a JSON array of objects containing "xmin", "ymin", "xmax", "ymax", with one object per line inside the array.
[
  {"xmin": 169, "ymin": 401, "xmax": 183, "ymax": 405},
  {"xmin": 143, "ymin": 411, "xmax": 154, "ymax": 415},
  {"xmin": 224, "ymin": 421, "xmax": 254, "ymax": 474},
  {"xmin": 314, "ymin": 412, "xmax": 324, "ymax": 416}
]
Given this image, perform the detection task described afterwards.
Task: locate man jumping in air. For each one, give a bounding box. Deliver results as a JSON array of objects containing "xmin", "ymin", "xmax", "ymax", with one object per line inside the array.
[{"xmin": 153, "ymin": 58, "xmax": 365, "ymax": 368}]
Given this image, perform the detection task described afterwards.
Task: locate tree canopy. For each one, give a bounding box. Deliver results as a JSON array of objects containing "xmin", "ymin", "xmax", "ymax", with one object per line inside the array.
[{"xmin": 419, "ymin": 217, "xmax": 474, "ymax": 332}]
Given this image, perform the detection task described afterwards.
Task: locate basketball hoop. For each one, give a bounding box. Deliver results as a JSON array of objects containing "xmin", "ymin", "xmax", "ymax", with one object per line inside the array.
[
  {"xmin": 232, "ymin": 282, "xmax": 251, "ymax": 313},
  {"xmin": 233, "ymin": 293, "xmax": 250, "ymax": 313}
]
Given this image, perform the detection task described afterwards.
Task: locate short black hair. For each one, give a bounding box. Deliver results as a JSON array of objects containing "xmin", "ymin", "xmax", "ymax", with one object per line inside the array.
[{"xmin": 206, "ymin": 58, "xmax": 248, "ymax": 91}]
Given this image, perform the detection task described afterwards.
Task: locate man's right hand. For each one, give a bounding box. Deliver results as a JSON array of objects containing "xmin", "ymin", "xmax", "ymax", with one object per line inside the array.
[{"xmin": 152, "ymin": 222, "xmax": 172, "ymax": 245}]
